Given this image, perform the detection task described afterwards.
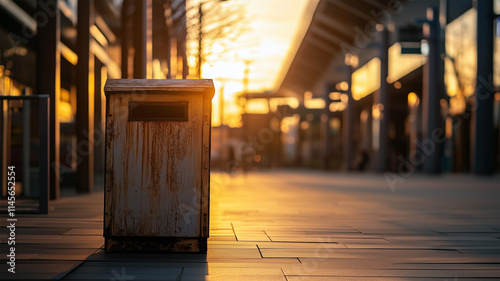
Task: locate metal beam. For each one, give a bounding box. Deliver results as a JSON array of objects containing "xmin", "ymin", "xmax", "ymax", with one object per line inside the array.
[
  {"xmin": 306, "ymin": 36, "xmax": 337, "ymax": 55},
  {"xmin": 316, "ymin": 14, "xmax": 354, "ymax": 39},
  {"xmin": 286, "ymin": 70, "xmax": 317, "ymax": 86},
  {"xmin": 292, "ymin": 60, "xmax": 323, "ymax": 79},
  {"xmin": 422, "ymin": 7, "xmax": 445, "ymax": 174},
  {"xmin": 95, "ymin": 15, "xmax": 116, "ymax": 43},
  {"xmin": 121, "ymin": 0, "xmax": 131, "ymax": 78},
  {"xmin": 280, "ymin": 80, "xmax": 308, "ymax": 92},
  {"xmin": 343, "ymin": 64, "xmax": 355, "ymax": 171},
  {"xmin": 38, "ymin": 96, "xmax": 49, "ymax": 213},
  {"xmin": 76, "ymin": 0, "xmax": 95, "ymax": 193},
  {"xmin": 300, "ymin": 44, "xmax": 335, "ymax": 63},
  {"xmin": 295, "ymin": 54, "xmax": 329, "ymax": 71},
  {"xmin": 0, "ymin": 0, "xmax": 37, "ymax": 33},
  {"xmin": 58, "ymin": 0, "xmax": 76, "ymax": 26},
  {"xmin": 310, "ymin": 26, "xmax": 344, "ymax": 47},
  {"xmin": 473, "ymin": 0, "xmax": 495, "ymax": 175},
  {"xmin": 133, "ymin": 0, "xmax": 147, "ymax": 78},
  {"xmin": 90, "ymin": 25, "xmax": 108, "ymax": 48},
  {"xmin": 325, "ymin": 0, "xmax": 372, "ymax": 22},
  {"xmin": 59, "ymin": 42, "xmax": 78, "ymax": 65},
  {"xmin": 375, "ymin": 27, "xmax": 390, "ymax": 172},
  {"xmin": 36, "ymin": 0, "xmax": 60, "ymax": 200},
  {"xmin": 361, "ymin": 0, "xmax": 386, "ymax": 10},
  {"xmin": 90, "ymin": 40, "xmax": 120, "ymax": 78}
]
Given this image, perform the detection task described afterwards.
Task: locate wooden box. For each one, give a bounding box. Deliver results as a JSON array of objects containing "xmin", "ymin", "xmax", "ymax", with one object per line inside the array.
[{"xmin": 103, "ymin": 79, "xmax": 214, "ymax": 253}]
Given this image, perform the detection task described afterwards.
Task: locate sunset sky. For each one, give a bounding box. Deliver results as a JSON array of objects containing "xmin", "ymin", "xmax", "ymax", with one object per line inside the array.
[{"xmin": 200, "ymin": 0, "xmax": 313, "ymax": 126}]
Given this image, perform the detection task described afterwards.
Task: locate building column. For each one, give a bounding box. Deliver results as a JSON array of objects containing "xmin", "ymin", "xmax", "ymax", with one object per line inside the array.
[
  {"xmin": 322, "ymin": 89, "xmax": 330, "ymax": 169},
  {"xmin": 375, "ymin": 27, "xmax": 390, "ymax": 172},
  {"xmin": 134, "ymin": 0, "xmax": 147, "ymax": 79},
  {"xmin": 121, "ymin": 0, "xmax": 131, "ymax": 78},
  {"xmin": 343, "ymin": 58, "xmax": 355, "ymax": 171},
  {"xmin": 94, "ymin": 60, "xmax": 106, "ymax": 178},
  {"xmin": 473, "ymin": 0, "xmax": 495, "ymax": 175},
  {"xmin": 76, "ymin": 0, "xmax": 95, "ymax": 193},
  {"xmin": 422, "ymin": 7, "xmax": 445, "ymax": 174},
  {"xmin": 294, "ymin": 105, "xmax": 304, "ymax": 167},
  {"xmin": 36, "ymin": 0, "xmax": 60, "ymax": 199}
]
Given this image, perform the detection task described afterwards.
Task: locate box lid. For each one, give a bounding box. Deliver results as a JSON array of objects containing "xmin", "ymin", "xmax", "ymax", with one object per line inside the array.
[{"xmin": 104, "ymin": 79, "xmax": 215, "ymax": 98}]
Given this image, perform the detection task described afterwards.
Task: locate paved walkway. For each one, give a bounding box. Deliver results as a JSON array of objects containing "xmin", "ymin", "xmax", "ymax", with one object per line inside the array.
[{"xmin": 1, "ymin": 171, "xmax": 499, "ymax": 280}]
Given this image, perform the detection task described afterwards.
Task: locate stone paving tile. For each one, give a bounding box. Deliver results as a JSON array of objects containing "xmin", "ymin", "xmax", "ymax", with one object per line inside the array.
[
  {"xmin": 206, "ymin": 258, "xmax": 299, "ymax": 264},
  {"xmin": 385, "ymin": 235, "xmax": 500, "ymax": 242},
  {"xmin": 78, "ymin": 260, "xmax": 298, "ymax": 268},
  {"xmin": 342, "ymin": 243, "xmax": 500, "ymax": 249},
  {"xmin": 65, "ymin": 262, "xmax": 193, "ymax": 280},
  {"xmin": 0, "ymin": 253, "xmax": 40, "ymax": 260},
  {"xmin": 257, "ymin": 242, "xmax": 347, "ymax": 249},
  {"xmin": 260, "ymin": 248, "xmax": 464, "ymax": 259},
  {"xmin": 234, "ymin": 233, "xmax": 272, "ymax": 242},
  {"xmin": 80, "ymin": 266, "xmax": 186, "ymax": 275},
  {"xmin": 0, "ymin": 260, "xmax": 80, "ymax": 280},
  {"xmin": 85, "ymin": 251, "xmax": 209, "ymax": 262},
  {"xmin": 283, "ymin": 268, "xmax": 500, "ymax": 278},
  {"xmin": 208, "ymin": 236, "xmax": 238, "ymax": 241},
  {"xmin": 12, "ymin": 235, "xmax": 104, "ymax": 244},
  {"xmin": 281, "ymin": 259, "xmax": 500, "ymax": 270},
  {"xmin": 6, "ymin": 227, "xmax": 72, "ymax": 235},
  {"xmin": 202, "ymin": 261, "xmax": 299, "ymax": 268},
  {"xmin": 180, "ymin": 275, "xmax": 287, "ymax": 281},
  {"xmin": 328, "ymin": 238, "xmax": 391, "ymax": 244},
  {"xmin": 31, "ymin": 248, "xmax": 99, "ymax": 261},
  {"xmin": 208, "ymin": 243, "xmax": 259, "ymax": 249},
  {"xmin": 62, "ymin": 228, "xmax": 102, "ymax": 236},
  {"xmin": 182, "ymin": 267, "xmax": 284, "ymax": 275},
  {"xmin": 2, "ymin": 242, "xmax": 104, "ymax": 250},
  {"xmin": 63, "ymin": 272, "xmax": 181, "ymax": 280},
  {"xmin": 268, "ymin": 236, "xmax": 370, "ymax": 243},
  {"xmin": 207, "ymin": 248, "xmax": 264, "ymax": 259},
  {"xmin": 287, "ymin": 277, "xmax": 500, "ymax": 281}
]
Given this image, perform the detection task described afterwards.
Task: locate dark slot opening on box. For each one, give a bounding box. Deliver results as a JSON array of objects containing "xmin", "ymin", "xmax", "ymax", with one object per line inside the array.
[{"xmin": 128, "ymin": 102, "xmax": 189, "ymax": 121}]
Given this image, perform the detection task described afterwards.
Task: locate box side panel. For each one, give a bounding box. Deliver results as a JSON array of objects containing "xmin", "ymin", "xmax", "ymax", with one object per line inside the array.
[
  {"xmin": 104, "ymin": 94, "xmax": 114, "ymax": 237},
  {"xmin": 200, "ymin": 94, "xmax": 212, "ymax": 238},
  {"xmin": 111, "ymin": 93, "xmax": 202, "ymax": 237}
]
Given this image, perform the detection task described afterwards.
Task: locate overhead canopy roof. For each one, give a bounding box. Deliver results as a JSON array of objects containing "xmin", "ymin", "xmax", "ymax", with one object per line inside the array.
[{"xmin": 277, "ymin": 0, "xmax": 410, "ymax": 97}]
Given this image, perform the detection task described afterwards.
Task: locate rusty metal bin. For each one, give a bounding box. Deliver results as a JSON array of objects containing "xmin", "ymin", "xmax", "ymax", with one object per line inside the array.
[{"xmin": 103, "ymin": 79, "xmax": 214, "ymax": 253}]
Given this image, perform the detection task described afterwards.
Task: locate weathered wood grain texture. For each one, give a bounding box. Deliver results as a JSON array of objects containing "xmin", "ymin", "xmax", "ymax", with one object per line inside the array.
[
  {"xmin": 104, "ymin": 79, "xmax": 214, "ymax": 92},
  {"xmin": 112, "ymin": 93, "xmax": 202, "ymax": 237},
  {"xmin": 104, "ymin": 95, "xmax": 114, "ymax": 237},
  {"xmin": 104, "ymin": 79, "xmax": 214, "ymax": 246},
  {"xmin": 201, "ymin": 93, "xmax": 212, "ymax": 238}
]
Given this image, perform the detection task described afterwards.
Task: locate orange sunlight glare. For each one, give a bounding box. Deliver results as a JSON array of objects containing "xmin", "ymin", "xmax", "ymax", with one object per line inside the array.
[{"xmin": 195, "ymin": 0, "xmax": 311, "ymax": 127}]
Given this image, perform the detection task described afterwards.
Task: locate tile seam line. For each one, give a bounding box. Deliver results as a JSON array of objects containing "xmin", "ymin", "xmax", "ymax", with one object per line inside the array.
[
  {"xmin": 256, "ymin": 244, "xmax": 264, "ymax": 258},
  {"xmin": 55, "ymin": 259, "xmax": 87, "ymax": 280},
  {"xmin": 264, "ymin": 230, "xmax": 273, "ymax": 242},
  {"xmin": 230, "ymin": 222, "xmax": 238, "ymax": 241},
  {"xmin": 176, "ymin": 267, "xmax": 184, "ymax": 281},
  {"xmin": 281, "ymin": 268, "xmax": 289, "ymax": 281},
  {"xmin": 45, "ymin": 243, "xmax": 99, "ymax": 276}
]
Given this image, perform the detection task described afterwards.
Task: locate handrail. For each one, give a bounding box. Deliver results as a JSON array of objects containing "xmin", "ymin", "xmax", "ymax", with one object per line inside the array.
[{"xmin": 0, "ymin": 95, "xmax": 50, "ymax": 214}]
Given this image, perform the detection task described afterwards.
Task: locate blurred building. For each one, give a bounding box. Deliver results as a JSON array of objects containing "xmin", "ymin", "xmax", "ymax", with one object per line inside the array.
[
  {"xmin": 0, "ymin": 0, "xmax": 189, "ymax": 199},
  {"xmin": 238, "ymin": 0, "xmax": 499, "ymax": 175}
]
